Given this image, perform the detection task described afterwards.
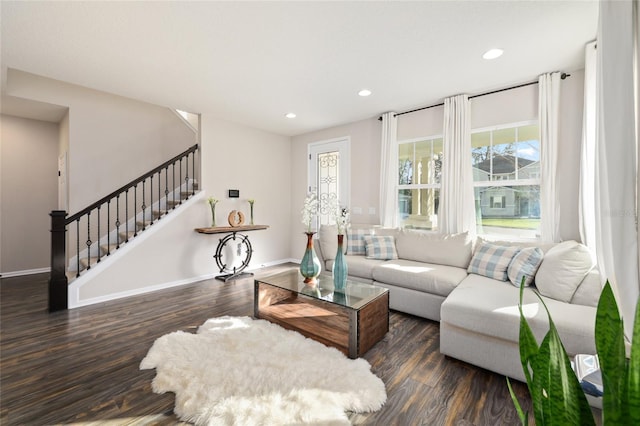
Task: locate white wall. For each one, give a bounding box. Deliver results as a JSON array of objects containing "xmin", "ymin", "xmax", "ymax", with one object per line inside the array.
[
  {"xmin": 0, "ymin": 114, "xmax": 59, "ymax": 274},
  {"xmin": 200, "ymin": 115, "xmax": 293, "ymax": 267},
  {"xmin": 5, "ymin": 69, "xmax": 196, "ymax": 214},
  {"xmin": 290, "ymin": 117, "xmax": 381, "ymax": 258},
  {"xmin": 291, "ymin": 73, "xmax": 585, "ymax": 250}
]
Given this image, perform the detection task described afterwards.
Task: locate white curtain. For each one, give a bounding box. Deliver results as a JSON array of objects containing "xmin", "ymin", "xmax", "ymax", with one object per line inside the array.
[
  {"xmin": 380, "ymin": 112, "xmax": 398, "ymax": 228},
  {"xmin": 593, "ymin": 0, "xmax": 639, "ymax": 340},
  {"xmin": 579, "ymin": 42, "xmax": 597, "ymax": 256},
  {"xmin": 440, "ymin": 94, "xmax": 476, "ymax": 236},
  {"xmin": 539, "ymin": 72, "xmax": 562, "ymax": 244}
]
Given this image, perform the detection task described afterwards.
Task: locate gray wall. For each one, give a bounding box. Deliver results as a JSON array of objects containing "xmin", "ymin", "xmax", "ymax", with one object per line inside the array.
[{"xmin": 1, "ymin": 114, "xmax": 59, "ymax": 273}]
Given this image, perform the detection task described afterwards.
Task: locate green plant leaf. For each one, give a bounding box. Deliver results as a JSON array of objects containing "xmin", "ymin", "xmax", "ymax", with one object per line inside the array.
[
  {"xmin": 596, "ymin": 282, "xmax": 627, "ymax": 425},
  {"xmin": 628, "ymin": 293, "xmax": 640, "ymax": 424},
  {"xmin": 507, "ymin": 377, "xmax": 528, "ymax": 425}
]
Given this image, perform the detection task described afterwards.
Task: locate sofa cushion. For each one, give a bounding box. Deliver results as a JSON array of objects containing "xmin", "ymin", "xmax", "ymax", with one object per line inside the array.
[
  {"xmin": 441, "ymin": 274, "xmax": 597, "ymax": 355},
  {"xmin": 372, "ymin": 259, "xmax": 468, "ymax": 298},
  {"xmin": 394, "ymin": 230, "xmax": 473, "ymax": 269},
  {"xmin": 341, "ymin": 255, "xmax": 386, "ymax": 280},
  {"xmin": 468, "ymin": 242, "xmax": 520, "ymax": 281},
  {"xmin": 363, "ymin": 235, "xmax": 398, "ymax": 260},
  {"xmin": 535, "ymin": 241, "xmax": 595, "ymax": 303},
  {"xmin": 570, "ymin": 268, "xmax": 602, "ymax": 307},
  {"xmin": 318, "ymin": 225, "xmax": 339, "ymax": 261},
  {"xmin": 507, "ymin": 247, "xmax": 544, "ymax": 287},
  {"xmin": 346, "ymin": 228, "xmax": 369, "ymax": 255}
]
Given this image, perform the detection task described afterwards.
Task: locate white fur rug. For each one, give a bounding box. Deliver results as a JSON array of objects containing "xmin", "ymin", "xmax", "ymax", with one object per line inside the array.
[{"xmin": 140, "ymin": 316, "xmax": 386, "ymax": 425}]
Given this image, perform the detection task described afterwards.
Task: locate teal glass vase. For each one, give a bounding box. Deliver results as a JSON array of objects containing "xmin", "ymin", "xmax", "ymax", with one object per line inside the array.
[
  {"xmin": 300, "ymin": 232, "xmax": 321, "ymax": 284},
  {"xmin": 332, "ymin": 234, "xmax": 348, "ymax": 291}
]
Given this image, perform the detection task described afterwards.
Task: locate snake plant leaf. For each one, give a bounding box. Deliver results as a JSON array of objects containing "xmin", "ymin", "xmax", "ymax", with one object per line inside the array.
[
  {"xmin": 595, "ymin": 282, "xmax": 627, "ymax": 425},
  {"xmin": 516, "ymin": 282, "xmax": 594, "ymax": 425},
  {"xmin": 628, "ymin": 292, "xmax": 640, "ymax": 423},
  {"xmin": 507, "ymin": 377, "xmax": 528, "ymax": 425}
]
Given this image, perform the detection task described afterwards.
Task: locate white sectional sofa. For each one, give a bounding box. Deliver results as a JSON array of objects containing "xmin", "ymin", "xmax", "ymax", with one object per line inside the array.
[{"xmin": 316, "ymin": 225, "xmax": 602, "ymax": 383}]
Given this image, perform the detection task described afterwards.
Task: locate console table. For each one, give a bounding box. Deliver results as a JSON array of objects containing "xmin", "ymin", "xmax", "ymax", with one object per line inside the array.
[{"xmin": 195, "ymin": 225, "xmax": 269, "ymax": 281}]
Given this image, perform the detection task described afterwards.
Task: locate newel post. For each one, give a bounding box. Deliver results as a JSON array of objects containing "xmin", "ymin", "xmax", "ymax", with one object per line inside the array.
[{"xmin": 49, "ymin": 210, "xmax": 68, "ymax": 312}]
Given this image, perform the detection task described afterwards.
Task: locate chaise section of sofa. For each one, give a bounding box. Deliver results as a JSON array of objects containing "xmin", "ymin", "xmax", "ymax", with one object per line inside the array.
[{"xmin": 440, "ymin": 241, "xmax": 602, "ymax": 382}]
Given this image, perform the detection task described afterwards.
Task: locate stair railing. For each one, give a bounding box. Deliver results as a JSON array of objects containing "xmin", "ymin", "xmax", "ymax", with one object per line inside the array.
[{"xmin": 48, "ymin": 144, "xmax": 199, "ymax": 312}]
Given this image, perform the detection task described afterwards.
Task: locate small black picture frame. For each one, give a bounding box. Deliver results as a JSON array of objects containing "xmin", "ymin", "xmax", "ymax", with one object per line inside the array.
[{"xmin": 228, "ymin": 189, "xmax": 240, "ymax": 198}]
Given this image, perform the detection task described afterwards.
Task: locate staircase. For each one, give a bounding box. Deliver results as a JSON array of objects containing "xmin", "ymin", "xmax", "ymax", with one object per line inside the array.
[
  {"xmin": 68, "ymin": 183, "xmax": 198, "ymax": 278},
  {"xmin": 49, "ymin": 144, "xmax": 200, "ymax": 311}
]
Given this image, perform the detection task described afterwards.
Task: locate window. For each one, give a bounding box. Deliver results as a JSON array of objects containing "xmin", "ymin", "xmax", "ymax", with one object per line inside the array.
[
  {"xmin": 397, "ymin": 137, "xmax": 442, "ymax": 230},
  {"xmin": 471, "ymin": 122, "xmax": 540, "ymax": 239}
]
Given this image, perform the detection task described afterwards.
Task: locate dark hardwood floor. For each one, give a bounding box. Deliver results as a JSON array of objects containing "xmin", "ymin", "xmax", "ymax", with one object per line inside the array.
[{"xmin": 2, "ymin": 265, "xmax": 536, "ymax": 425}]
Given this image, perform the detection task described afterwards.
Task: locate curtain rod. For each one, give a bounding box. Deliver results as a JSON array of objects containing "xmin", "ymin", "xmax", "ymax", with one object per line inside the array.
[{"xmin": 379, "ymin": 72, "xmax": 571, "ymax": 121}]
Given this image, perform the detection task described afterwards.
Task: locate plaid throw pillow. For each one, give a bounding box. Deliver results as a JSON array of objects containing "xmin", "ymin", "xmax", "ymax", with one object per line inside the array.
[
  {"xmin": 346, "ymin": 229, "xmax": 369, "ymax": 255},
  {"xmin": 507, "ymin": 247, "xmax": 544, "ymax": 287},
  {"xmin": 468, "ymin": 242, "xmax": 520, "ymax": 281},
  {"xmin": 363, "ymin": 235, "xmax": 398, "ymax": 260}
]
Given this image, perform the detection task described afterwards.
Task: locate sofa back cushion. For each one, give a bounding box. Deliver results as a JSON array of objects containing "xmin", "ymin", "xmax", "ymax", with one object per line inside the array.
[
  {"xmin": 394, "ymin": 230, "xmax": 473, "ymax": 269},
  {"xmin": 535, "ymin": 240, "xmax": 595, "ymax": 303}
]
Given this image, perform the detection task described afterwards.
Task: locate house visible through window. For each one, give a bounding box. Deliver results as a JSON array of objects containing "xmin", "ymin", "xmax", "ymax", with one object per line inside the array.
[
  {"xmin": 397, "ymin": 137, "xmax": 442, "ymax": 230},
  {"xmin": 472, "ymin": 122, "xmax": 540, "ymax": 239}
]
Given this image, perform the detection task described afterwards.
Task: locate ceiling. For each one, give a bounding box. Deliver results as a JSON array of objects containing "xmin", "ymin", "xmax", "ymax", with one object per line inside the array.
[{"xmin": 0, "ymin": 1, "xmax": 598, "ymax": 136}]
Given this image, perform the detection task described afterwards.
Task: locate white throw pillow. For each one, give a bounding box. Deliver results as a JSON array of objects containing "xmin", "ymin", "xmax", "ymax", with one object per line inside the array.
[
  {"xmin": 535, "ymin": 241, "xmax": 595, "ymax": 302},
  {"xmin": 507, "ymin": 247, "xmax": 544, "ymax": 287}
]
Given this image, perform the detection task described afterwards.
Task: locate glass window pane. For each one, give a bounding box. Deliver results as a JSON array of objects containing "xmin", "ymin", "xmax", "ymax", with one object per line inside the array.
[
  {"xmin": 474, "ymin": 185, "xmax": 540, "ymax": 238},
  {"xmin": 317, "ymin": 151, "xmax": 339, "ymax": 226},
  {"xmin": 472, "ymin": 132, "xmax": 491, "ymax": 182},
  {"xmin": 433, "ymin": 138, "xmax": 443, "ymax": 184},
  {"xmin": 492, "ymin": 127, "xmax": 517, "ymax": 180},
  {"xmin": 398, "ymin": 188, "xmax": 439, "ymax": 230},
  {"xmin": 414, "ymin": 141, "xmax": 432, "ymax": 185},
  {"xmin": 398, "ymin": 143, "xmax": 414, "ymax": 185}
]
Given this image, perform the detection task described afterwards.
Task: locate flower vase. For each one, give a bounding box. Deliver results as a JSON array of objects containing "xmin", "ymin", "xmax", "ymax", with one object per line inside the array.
[
  {"xmin": 332, "ymin": 234, "xmax": 348, "ymax": 291},
  {"xmin": 250, "ymin": 204, "xmax": 254, "ymax": 225},
  {"xmin": 210, "ymin": 204, "xmax": 216, "ymax": 227},
  {"xmin": 299, "ymin": 232, "xmax": 321, "ymax": 284}
]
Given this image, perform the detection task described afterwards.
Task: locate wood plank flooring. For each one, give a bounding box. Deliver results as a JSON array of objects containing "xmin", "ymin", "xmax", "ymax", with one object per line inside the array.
[{"xmin": 1, "ymin": 264, "xmax": 539, "ymax": 425}]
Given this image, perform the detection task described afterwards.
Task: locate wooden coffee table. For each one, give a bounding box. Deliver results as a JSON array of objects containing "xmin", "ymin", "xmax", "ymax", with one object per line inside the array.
[{"xmin": 254, "ymin": 270, "xmax": 389, "ymax": 358}]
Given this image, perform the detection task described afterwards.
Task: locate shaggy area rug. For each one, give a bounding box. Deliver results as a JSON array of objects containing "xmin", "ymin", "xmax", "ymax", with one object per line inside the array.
[{"xmin": 140, "ymin": 316, "xmax": 387, "ymax": 425}]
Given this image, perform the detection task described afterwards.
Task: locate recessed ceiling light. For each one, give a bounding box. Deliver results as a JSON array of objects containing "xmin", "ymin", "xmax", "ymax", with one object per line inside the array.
[
  {"xmin": 285, "ymin": 112, "xmax": 296, "ymax": 119},
  {"xmin": 482, "ymin": 48, "xmax": 504, "ymax": 60},
  {"xmin": 358, "ymin": 89, "xmax": 372, "ymax": 97}
]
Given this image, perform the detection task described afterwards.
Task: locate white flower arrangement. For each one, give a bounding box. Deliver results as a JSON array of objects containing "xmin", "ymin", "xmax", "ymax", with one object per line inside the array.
[
  {"xmin": 207, "ymin": 197, "xmax": 219, "ymax": 206},
  {"xmin": 327, "ymin": 198, "xmax": 349, "ymax": 234},
  {"xmin": 248, "ymin": 199, "xmax": 255, "ymax": 206},
  {"xmin": 301, "ymin": 192, "xmax": 319, "ymax": 233}
]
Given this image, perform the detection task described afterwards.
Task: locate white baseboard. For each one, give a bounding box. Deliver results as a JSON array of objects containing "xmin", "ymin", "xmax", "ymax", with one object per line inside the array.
[
  {"xmin": 1, "ymin": 267, "xmax": 50, "ymax": 279},
  {"xmin": 69, "ymin": 258, "xmax": 297, "ymax": 309}
]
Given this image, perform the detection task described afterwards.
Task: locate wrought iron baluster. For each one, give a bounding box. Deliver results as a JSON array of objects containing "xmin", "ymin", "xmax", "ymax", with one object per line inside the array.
[
  {"xmin": 173, "ymin": 162, "xmax": 176, "ymax": 207},
  {"xmin": 179, "ymin": 158, "xmax": 183, "ymax": 205},
  {"xmin": 165, "ymin": 166, "xmax": 169, "ymax": 211},
  {"xmin": 157, "ymin": 170, "xmax": 161, "ymax": 218},
  {"xmin": 184, "ymin": 155, "xmax": 190, "ymax": 203},
  {"xmin": 141, "ymin": 180, "xmax": 146, "ymax": 230},
  {"xmin": 116, "ymin": 194, "xmax": 121, "ymax": 248},
  {"xmin": 134, "ymin": 184, "xmax": 138, "ymax": 237},
  {"xmin": 150, "ymin": 175, "xmax": 154, "ymax": 225},
  {"xmin": 86, "ymin": 211, "xmax": 92, "ymax": 270},
  {"xmin": 97, "ymin": 205, "xmax": 101, "ymax": 263},
  {"xmin": 192, "ymin": 151, "xmax": 196, "ymax": 196},
  {"xmin": 76, "ymin": 219, "xmax": 81, "ymax": 277},
  {"xmin": 126, "ymin": 189, "xmax": 130, "ymax": 242},
  {"xmin": 107, "ymin": 200, "xmax": 111, "ymax": 255}
]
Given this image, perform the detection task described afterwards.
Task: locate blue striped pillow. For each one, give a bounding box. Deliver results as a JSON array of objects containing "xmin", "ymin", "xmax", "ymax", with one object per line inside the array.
[
  {"xmin": 363, "ymin": 235, "xmax": 398, "ymax": 260},
  {"xmin": 468, "ymin": 242, "xmax": 520, "ymax": 281},
  {"xmin": 507, "ymin": 247, "xmax": 544, "ymax": 287},
  {"xmin": 346, "ymin": 229, "xmax": 369, "ymax": 255}
]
